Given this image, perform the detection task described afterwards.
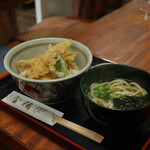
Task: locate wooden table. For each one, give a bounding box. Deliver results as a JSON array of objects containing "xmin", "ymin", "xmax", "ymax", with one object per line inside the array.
[
  {"xmin": 0, "ymin": 0, "xmax": 150, "ymax": 149},
  {"xmin": 70, "ymin": 0, "xmax": 150, "ymax": 73}
]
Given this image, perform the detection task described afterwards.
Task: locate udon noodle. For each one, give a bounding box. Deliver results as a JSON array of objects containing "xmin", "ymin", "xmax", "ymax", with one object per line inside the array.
[{"xmin": 88, "ymin": 79, "xmax": 148, "ymax": 109}]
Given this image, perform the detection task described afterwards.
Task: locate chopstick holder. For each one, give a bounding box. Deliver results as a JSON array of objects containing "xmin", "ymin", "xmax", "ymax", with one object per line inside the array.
[
  {"xmin": 2, "ymin": 91, "xmax": 104, "ymax": 143},
  {"xmin": 2, "ymin": 91, "xmax": 63, "ymax": 125}
]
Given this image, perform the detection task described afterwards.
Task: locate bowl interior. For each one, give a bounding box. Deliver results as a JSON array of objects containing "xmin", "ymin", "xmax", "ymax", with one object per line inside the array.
[
  {"xmin": 5, "ymin": 38, "xmax": 92, "ymax": 82},
  {"xmin": 80, "ymin": 64, "xmax": 150, "ymax": 126},
  {"xmin": 81, "ymin": 64, "xmax": 150, "ymax": 108}
]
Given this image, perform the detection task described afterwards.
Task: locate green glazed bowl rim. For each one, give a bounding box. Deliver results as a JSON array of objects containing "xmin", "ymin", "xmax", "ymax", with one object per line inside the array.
[
  {"xmin": 80, "ymin": 63, "xmax": 150, "ymax": 112},
  {"xmin": 4, "ymin": 38, "xmax": 93, "ymax": 83}
]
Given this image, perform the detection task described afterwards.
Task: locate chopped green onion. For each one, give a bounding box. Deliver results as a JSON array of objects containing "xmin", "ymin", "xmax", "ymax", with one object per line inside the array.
[{"xmin": 54, "ymin": 54, "xmax": 69, "ymax": 78}]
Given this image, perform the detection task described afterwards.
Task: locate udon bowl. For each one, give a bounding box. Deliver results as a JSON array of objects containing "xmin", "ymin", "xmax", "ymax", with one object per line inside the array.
[
  {"xmin": 4, "ymin": 38, "xmax": 93, "ymax": 104},
  {"xmin": 80, "ymin": 63, "xmax": 150, "ymax": 126}
]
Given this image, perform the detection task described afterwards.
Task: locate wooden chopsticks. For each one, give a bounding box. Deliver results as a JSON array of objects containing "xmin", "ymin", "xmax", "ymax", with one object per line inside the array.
[{"xmin": 53, "ymin": 114, "xmax": 104, "ymax": 143}]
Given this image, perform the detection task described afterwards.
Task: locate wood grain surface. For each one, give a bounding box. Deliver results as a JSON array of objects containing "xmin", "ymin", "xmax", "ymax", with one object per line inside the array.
[{"xmin": 69, "ymin": 0, "xmax": 150, "ymax": 72}]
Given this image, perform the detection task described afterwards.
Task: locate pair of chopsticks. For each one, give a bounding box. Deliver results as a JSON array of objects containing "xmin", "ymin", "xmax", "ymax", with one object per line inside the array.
[
  {"xmin": 2, "ymin": 91, "xmax": 104, "ymax": 143},
  {"xmin": 53, "ymin": 114, "xmax": 104, "ymax": 143}
]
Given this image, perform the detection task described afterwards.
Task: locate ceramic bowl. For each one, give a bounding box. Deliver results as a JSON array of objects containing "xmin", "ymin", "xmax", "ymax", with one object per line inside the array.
[
  {"xmin": 4, "ymin": 38, "xmax": 93, "ymax": 104},
  {"xmin": 80, "ymin": 63, "xmax": 150, "ymax": 126}
]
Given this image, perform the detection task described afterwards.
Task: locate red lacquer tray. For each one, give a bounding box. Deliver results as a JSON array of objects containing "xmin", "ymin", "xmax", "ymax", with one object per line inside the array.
[{"xmin": 0, "ymin": 57, "xmax": 150, "ymax": 150}]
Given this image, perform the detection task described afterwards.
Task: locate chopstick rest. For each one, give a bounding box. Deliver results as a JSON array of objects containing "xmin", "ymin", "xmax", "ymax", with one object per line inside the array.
[{"xmin": 2, "ymin": 91, "xmax": 104, "ymax": 143}]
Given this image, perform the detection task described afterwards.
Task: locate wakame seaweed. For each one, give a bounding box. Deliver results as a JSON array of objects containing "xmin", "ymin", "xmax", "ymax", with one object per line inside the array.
[{"xmin": 113, "ymin": 95, "xmax": 150, "ymax": 110}]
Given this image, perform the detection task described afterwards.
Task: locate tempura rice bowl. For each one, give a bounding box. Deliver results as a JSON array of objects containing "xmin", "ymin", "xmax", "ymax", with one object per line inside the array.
[{"xmin": 4, "ymin": 38, "xmax": 93, "ymax": 104}]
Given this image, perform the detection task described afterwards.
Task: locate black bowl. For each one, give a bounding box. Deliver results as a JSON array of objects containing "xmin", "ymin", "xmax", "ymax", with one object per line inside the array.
[{"xmin": 80, "ymin": 63, "xmax": 150, "ymax": 126}]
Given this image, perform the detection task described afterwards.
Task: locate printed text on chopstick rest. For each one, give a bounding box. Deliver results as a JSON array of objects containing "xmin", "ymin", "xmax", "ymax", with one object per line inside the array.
[
  {"xmin": 7, "ymin": 95, "xmax": 22, "ymax": 103},
  {"xmin": 6, "ymin": 95, "xmax": 48, "ymax": 113},
  {"xmin": 22, "ymin": 101, "xmax": 33, "ymax": 110},
  {"xmin": 33, "ymin": 107, "xmax": 47, "ymax": 113}
]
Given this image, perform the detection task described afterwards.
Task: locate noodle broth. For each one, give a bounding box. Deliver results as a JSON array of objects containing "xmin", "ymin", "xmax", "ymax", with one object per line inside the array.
[
  {"xmin": 87, "ymin": 79, "xmax": 150, "ymax": 110},
  {"xmin": 80, "ymin": 63, "xmax": 150, "ymax": 125}
]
